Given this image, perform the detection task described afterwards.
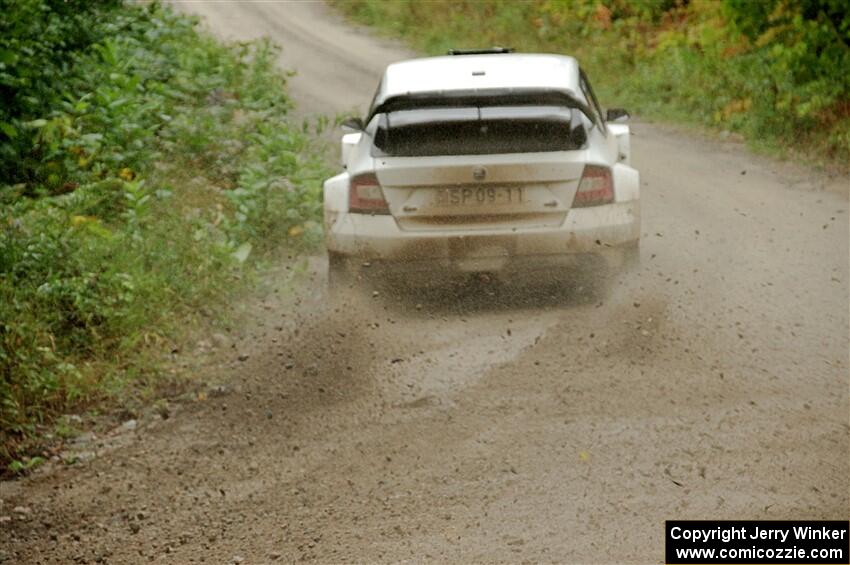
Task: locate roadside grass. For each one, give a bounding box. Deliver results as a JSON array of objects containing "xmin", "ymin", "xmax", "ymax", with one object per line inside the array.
[
  {"xmin": 0, "ymin": 3, "xmax": 329, "ymax": 470},
  {"xmin": 330, "ymin": 0, "xmax": 850, "ymax": 170}
]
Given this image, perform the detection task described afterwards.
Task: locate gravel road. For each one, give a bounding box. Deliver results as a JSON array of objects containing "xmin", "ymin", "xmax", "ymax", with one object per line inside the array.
[{"xmin": 2, "ymin": 2, "xmax": 848, "ymax": 563}]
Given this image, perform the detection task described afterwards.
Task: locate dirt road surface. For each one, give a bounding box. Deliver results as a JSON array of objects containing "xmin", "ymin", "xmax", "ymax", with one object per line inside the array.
[{"xmin": 2, "ymin": 2, "xmax": 848, "ymax": 563}]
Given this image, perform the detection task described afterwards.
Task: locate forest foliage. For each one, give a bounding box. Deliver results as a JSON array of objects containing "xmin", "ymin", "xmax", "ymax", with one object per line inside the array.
[
  {"xmin": 0, "ymin": 1, "xmax": 326, "ymax": 466},
  {"xmin": 334, "ymin": 0, "xmax": 850, "ymax": 162}
]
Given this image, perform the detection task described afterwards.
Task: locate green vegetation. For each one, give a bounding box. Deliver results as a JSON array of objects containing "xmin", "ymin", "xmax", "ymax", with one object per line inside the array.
[
  {"xmin": 332, "ymin": 0, "xmax": 850, "ymax": 164},
  {"xmin": 1, "ymin": 1, "xmax": 327, "ymax": 466}
]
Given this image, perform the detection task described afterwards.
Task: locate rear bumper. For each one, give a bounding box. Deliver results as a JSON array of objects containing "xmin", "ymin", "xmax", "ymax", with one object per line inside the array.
[{"xmin": 325, "ymin": 201, "xmax": 640, "ymax": 276}]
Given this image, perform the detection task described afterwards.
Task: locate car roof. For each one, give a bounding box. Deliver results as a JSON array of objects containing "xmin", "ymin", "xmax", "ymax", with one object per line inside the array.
[{"xmin": 375, "ymin": 53, "xmax": 581, "ymax": 109}]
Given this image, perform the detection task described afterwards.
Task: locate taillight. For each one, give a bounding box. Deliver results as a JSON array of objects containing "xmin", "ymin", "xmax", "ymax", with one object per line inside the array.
[
  {"xmin": 348, "ymin": 172, "xmax": 389, "ymax": 214},
  {"xmin": 572, "ymin": 165, "xmax": 614, "ymax": 208}
]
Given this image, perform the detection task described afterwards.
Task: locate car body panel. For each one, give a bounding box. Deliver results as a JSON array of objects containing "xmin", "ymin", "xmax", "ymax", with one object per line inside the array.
[{"xmin": 375, "ymin": 151, "xmax": 586, "ymax": 231}]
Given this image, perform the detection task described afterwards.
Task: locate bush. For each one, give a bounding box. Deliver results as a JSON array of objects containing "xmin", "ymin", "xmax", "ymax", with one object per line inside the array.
[
  {"xmin": 0, "ymin": 2, "xmax": 327, "ymax": 464},
  {"xmin": 0, "ymin": 0, "xmax": 122, "ymax": 182},
  {"xmin": 332, "ymin": 0, "xmax": 850, "ymax": 162}
]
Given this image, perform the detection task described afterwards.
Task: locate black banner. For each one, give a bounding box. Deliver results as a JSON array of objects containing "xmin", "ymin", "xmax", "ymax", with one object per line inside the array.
[{"xmin": 666, "ymin": 521, "xmax": 849, "ymax": 564}]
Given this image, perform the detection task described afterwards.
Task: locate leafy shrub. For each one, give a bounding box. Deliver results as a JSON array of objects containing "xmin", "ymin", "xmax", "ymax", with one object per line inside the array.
[
  {"xmin": 0, "ymin": 0, "xmax": 122, "ymax": 182},
  {"xmin": 0, "ymin": 2, "xmax": 327, "ymax": 463}
]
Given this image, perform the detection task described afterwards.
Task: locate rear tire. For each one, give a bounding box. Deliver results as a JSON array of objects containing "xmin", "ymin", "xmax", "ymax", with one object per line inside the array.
[
  {"xmin": 621, "ymin": 241, "xmax": 641, "ymax": 273},
  {"xmin": 327, "ymin": 252, "xmax": 352, "ymax": 291},
  {"xmin": 601, "ymin": 242, "xmax": 640, "ymax": 296}
]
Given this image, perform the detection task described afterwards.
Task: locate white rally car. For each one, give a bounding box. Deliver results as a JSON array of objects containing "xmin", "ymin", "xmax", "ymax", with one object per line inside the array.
[{"xmin": 323, "ymin": 49, "xmax": 639, "ymax": 288}]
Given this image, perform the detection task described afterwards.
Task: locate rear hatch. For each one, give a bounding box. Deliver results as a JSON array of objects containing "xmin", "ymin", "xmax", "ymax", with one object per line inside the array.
[{"xmin": 369, "ymin": 95, "xmax": 590, "ymax": 231}]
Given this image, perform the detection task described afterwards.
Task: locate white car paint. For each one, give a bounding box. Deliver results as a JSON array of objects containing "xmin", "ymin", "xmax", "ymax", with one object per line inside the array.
[
  {"xmin": 375, "ymin": 53, "xmax": 583, "ymax": 106},
  {"xmin": 323, "ymin": 53, "xmax": 640, "ymax": 285}
]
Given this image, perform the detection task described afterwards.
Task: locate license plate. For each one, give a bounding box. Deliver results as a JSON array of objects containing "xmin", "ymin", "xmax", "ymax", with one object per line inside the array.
[{"xmin": 435, "ymin": 186, "xmax": 525, "ymax": 207}]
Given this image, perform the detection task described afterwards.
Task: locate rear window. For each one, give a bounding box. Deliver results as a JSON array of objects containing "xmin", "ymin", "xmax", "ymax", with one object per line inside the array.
[{"xmin": 369, "ymin": 105, "xmax": 588, "ymax": 157}]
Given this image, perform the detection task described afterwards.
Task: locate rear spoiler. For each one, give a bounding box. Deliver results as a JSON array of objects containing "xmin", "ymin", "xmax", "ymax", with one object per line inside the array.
[{"xmin": 367, "ymin": 87, "xmax": 597, "ymax": 127}]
